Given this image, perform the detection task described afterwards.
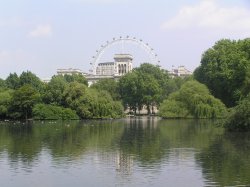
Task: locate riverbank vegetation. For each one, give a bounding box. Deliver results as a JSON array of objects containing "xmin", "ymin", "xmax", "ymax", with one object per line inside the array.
[
  {"xmin": 1, "ymin": 38, "xmax": 250, "ymax": 131},
  {"xmin": 193, "ymin": 38, "xmax": 250, "ymax": 130},
  {"xmin": 0, "ymin": 72, "xmax": 123, "ymax": 120}
]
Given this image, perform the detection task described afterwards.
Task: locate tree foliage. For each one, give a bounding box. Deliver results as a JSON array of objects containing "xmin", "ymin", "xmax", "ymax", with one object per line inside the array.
[
  {"xmin": 63, "ymin": 82, "xmax": 123, "ymax": 119},
  {"xmin": 43, "ymin": 75, "xmax": 68, "ymax": 105},
  {"xmin": 224, "ymin": 95, "xmax": 250, "ymax": 131},
  {"xmin": 32, "ymin": 104, "xmax": 79, "ymax": 120},
  {"xmin": 9, "ymin": 85, "xmax": 41, "ymax": 120},
  {"xmin": 90, "ymin": 78, "xmax": 120, "ymax": 100},
  {"xmin": 0, "ymin": 78, "xmax": 6, "ymax": 89},
  {"xmin": 194, "ymin": 38, "xmax": 250, "ymax": 107},
  {"xmin": 5, "ymin": 73, "xmax": 20, "ymax": 89},
  {"xmin": 118, "ymin": 63, "xmax": 170, "ymax": 114},
  {"xmin": 19, "ymin": 71, "xmax": 45, "ymax": 92},
  {"xmin": 63, "ymin": 73, "xmax": 88, "ymax": 86},
  {"xmin": 0, "ymin": 89, "xmax": 12, "ymax": 119},
  {"xmin": 159, "ymin": 80, "xmax": 227, "ymax": 118}
]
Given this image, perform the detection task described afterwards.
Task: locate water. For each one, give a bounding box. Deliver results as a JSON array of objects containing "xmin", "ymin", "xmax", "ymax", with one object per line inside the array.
[{"xmin": 0, "ymin": 117, "xmax": 250, "ymax": 187}]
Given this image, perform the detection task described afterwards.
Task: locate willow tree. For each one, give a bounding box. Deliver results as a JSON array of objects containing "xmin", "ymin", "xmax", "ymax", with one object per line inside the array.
[{"xmin": 159, "ymin": 80, "xmax": 227, "ymax": 119}]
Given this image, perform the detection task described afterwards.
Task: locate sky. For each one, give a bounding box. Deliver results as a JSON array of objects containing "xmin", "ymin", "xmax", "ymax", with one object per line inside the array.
[{"xmin": 0, "ymin": 0, "xmax": 250, "ymax": 79}]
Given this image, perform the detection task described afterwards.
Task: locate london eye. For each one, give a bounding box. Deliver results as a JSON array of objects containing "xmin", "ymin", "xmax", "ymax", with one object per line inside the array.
[{"xmin": 90, "ymin": 36, "xmax": 160, "ymax": 74}]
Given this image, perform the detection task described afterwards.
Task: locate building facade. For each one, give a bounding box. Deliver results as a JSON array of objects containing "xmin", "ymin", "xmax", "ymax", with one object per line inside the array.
[
  {"xmin": 96, "ymin": 54, "xmax": 133, "ymax": 76},
  {"xmin": 168, "ymin": 66, "xmax": 192, "ymax": 78},
  {"xmin": 57, "ymin": 68, "xmax": 85, "ymax": 76}
]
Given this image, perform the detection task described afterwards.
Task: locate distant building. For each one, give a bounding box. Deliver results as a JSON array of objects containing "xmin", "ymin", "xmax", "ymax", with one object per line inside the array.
[
  {"xmin": 168, "ymin": 66, "xmax": 192, "ymax": 78},
  {"xmin": 87, "ymin": 54, "xmax": 133, "ymax": 85},
  {"xmin": 57, "ymin": 68, "xmax": 86, "ymax": 76},
  {"xmin": 96, "ymin": 54, "xmax": 133, "ymax": 76},
  {"xmin": 96, "ymin": 62, "xmax": 114, "ymax": 76},
  {"xmin": 113, "ymin": 54, "xmax": 133, "ymax": 76}
]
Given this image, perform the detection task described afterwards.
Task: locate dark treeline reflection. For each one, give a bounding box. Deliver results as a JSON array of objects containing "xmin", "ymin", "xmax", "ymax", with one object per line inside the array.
[
  {"xmin": 197, "ymin": 132, "xmax": 250, "ymax": 186},
  {"xmin": 0, "ymin": 118, "xmax": 250, "ymax": 186}
]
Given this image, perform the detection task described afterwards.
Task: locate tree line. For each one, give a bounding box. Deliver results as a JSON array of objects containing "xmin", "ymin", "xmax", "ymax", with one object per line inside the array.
[
  {"xmin": 0, "ymin": 72, "xmax": 123, "ymax": 120},
  {"xmin": 1, "ymin": 38, "xmax": 250, "ymax": 131}
]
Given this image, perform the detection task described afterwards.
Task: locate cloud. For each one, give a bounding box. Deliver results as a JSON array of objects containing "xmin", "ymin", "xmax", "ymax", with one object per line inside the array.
[
  {"xmin": 162, "ymin": 0, "xmax": 250, "ymax": 32},
  {"xmin": 29, "ymin": 24, "xmax": 52, "ymax": 38}
]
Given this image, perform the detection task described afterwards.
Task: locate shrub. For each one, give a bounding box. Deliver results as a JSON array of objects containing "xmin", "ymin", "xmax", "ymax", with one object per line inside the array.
[{"xmin": 33, "ymin": 104, "xmax": 79, "ymax": 120}]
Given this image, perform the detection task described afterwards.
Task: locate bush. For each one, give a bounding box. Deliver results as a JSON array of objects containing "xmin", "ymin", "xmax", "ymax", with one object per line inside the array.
[
  {"xmin": 33, "ymin": 104, "xmax": 79, "ymax": 120},
  {"xmin": 224, "ymin": 95, "xmax": 250, "ymax": 131}
]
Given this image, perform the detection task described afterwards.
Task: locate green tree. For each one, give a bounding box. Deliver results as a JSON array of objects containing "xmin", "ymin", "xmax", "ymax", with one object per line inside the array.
[
  {"xmin": 63, "ymin": 82, "xmax": 123, "ymax": 119},
  {"xmin": 159, "ymin": 80, "xmax": 227, "ymax": 118},
  {"xmin": 0, "ymin": 89, "xmax": 12, "ymax": 119},
  {"xmin": 9, "ymin": 85, "xmax": 41, "ymax": 120},
  {"xmin": 118, "ymin": 63, "xmax": 169, "ymax": 114},
  {"xmin": 32, "ymin": 104, "xmax": 79, "ymax": 120},
  {"xmin": 119, "ymin": 71, "xmax": 143, "ymax": 113},
  {"xmin": 0, "ymin": 78, "xmax": 6, "ymax": 88},
  {"xmin": 194, "ymin": 38, "xmax": 250, "ymax": 107},
  {"xmin": 224, "ymin": 95, "xmax": 250, "ymax": 131},
  {"xmin": 43, "ymin": 75, "xmax": 68, "ymax": 105},
  {"xmin": 5, "ymin": 73, "xmax": 20, "ymax": 89},
  {"xmin": 63, "ymin": 73, "xmax": 88, "ymax": 86},
  {"xmin": 19, "ymin": 71, "xmax": 45, "ymax": 92},
  {"xmin": 135, "ymin": 63, "xmax": 170, "ymax": 102},
  {"xmin": 90, "ymin": 78, "xmax": 120, "ymax": 100}
]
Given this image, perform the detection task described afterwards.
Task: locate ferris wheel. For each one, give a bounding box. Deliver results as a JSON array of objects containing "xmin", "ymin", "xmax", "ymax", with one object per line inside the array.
[{"xmin": 89, "ymin": 36, "xmax": 160, "ymax": 74}]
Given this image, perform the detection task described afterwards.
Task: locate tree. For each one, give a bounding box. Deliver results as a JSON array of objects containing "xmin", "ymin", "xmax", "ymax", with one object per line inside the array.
[
  {"xmin": 63, "ymin": 82, "xmax": 123, "ymax": 119},
  {"xmin": 0, "ymin": 89, "xmax": 12, "ymax": 119},
  {"xmin": 43, "ymin": 75, "xmax": 68, "ymax": 105},
  {"xmin": 9, "ymin": 85, "xmax": 41, "ymax": 120},
  {"xmin": 135, "ymin": 63, "xmax": 170, "ymax": 102},
  {"xmin": 63, "ymin": 73, "xmax": 88, "ymax": 86},
  {"xmin": 19, "ymin": 71, "xmax": 45, "ymax": 92},
  {"xmin": 118, "ymin": 63, "xmax": 169, "ymax": 114},
  {"xmin": 0, "ymin": 78, "xmax": 6, "ymax": 88},
  {"xmin": 194, "ymin": 38, "xmax": 250, "ymax": 107},
  {"xmin": 90, "ymin": 78, "xmax": 120, "ymax": 100},
  {"xmin": 5, "ymin": 73, "xmax": 20, "ymax": 89},
  {"xmin": 159, "ymin": 80, "xmax": 227, "ymax": 118},
  {"xmin": 224, "ymin": 95, "xmax": 250, "ymax": 131},
  {"xmin": 119, "ymin": 71, "xmax": 143, "ymax": 113},
  {"xmin": 32, "ymin": 104, "xmax": 79, "ymax": 120}
]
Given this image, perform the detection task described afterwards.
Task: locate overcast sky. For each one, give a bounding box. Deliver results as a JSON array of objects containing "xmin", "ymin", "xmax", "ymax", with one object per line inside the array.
[{"xmin": 0, "ymin": 0, "xmax": 249, "ymax": 79}]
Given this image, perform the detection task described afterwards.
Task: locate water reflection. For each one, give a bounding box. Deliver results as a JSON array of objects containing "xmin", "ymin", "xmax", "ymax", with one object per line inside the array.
[
  {"xmin": 197, "ymin": 132, "xmax": 250, "ymax": 186},
  {"xmin": 0, "ymin": 118, "xmax": 250, "ymax": 186}
]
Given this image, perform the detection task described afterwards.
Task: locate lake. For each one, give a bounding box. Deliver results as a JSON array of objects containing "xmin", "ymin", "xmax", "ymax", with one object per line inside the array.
[{"xmin": 0, "ymin": 117, "xmax": 250, "ymax": 187}]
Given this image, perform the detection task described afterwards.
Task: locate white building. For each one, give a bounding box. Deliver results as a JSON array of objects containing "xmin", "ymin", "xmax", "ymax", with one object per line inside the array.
[
  {"xmin": 96, "ymin": 54, "xmax": 133, "ymax": 76},
  {"xmin": 57, "ymin": 68, "xmax": 85, "ymax": 76},
  {"xmin": 169, "ymin": 66, "xmax": 192, "ymax": 78},
  {"xmin": 113, "ymin": 54, "xmax": 133, "ymax": 76},
  {"xmin": 96, "ymin": 62, "xmax": 114, "ymax": 76}
]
